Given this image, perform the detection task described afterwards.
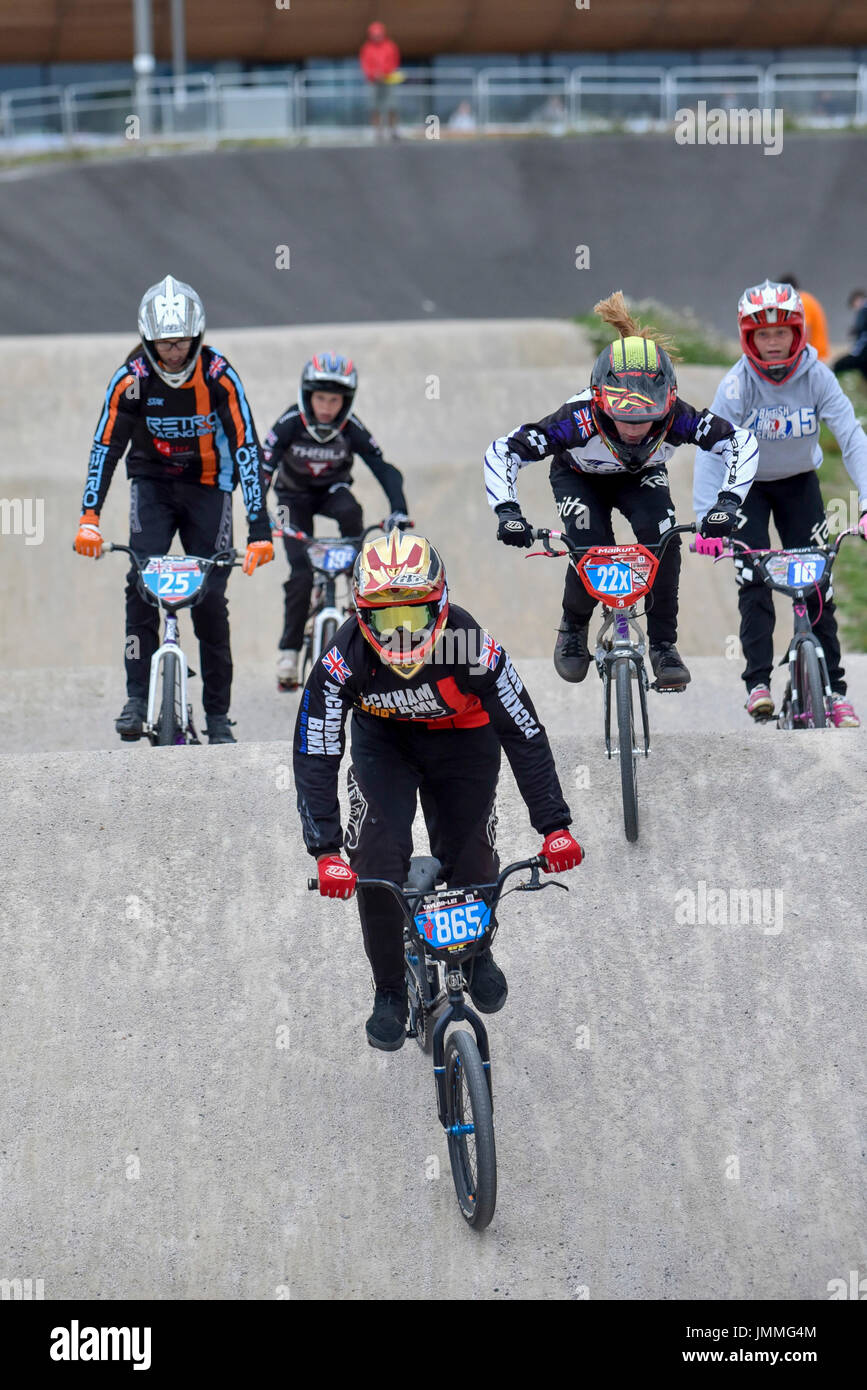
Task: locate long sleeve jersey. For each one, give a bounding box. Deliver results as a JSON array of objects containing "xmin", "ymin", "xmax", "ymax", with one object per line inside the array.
[
  {"xmin": 262, "ymin": 405, "xmax": 407, "ymax": 512},
  {"xmin": 704, "ymin": 346, "xmax": 867, "ymax": 517},
  {"xmin": 293, "ymin": 605, "xmax": 571, "ymax": 856},
  {"xmin": 82, "ymin": 344, "xmax": 269, "ymax": 539},
  {"xmin": 485, "ymin": 389, "xmax": 759, "ymax": 524}
]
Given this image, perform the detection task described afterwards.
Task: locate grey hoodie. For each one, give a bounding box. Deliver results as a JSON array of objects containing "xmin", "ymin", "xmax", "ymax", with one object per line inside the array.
[{"xmin": 695, "ymin": 346, "xmax": 867, "ymax": 522}]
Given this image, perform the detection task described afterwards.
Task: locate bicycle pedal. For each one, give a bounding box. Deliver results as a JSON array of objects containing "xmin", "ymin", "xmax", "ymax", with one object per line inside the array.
[{"xmin": 651, "ymin": 681, "xmax": 687, "ymax": 694}]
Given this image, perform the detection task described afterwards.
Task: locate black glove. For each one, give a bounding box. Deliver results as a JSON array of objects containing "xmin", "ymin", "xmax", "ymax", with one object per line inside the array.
[
  {"xmin": 700, "ymin": 491, "xmax": 741, "ymax": 539},
  {"xmin": 495, "ymin": 502, "xmax": 534, "ymax": 549}
]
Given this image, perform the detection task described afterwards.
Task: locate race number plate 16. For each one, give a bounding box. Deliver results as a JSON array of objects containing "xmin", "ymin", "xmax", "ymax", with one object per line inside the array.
[{"xmin": 414, "ymin": 893, "xmax": 492, "ymax": 951}]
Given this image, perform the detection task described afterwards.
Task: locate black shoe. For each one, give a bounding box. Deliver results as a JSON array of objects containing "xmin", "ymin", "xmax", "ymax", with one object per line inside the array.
[
  {"xmin": 553, "ymin": 618, "xmax": 591, "ymax": 683},
  {"xmin": 204, "ymin": 715, "xmax": 237, "ymax": 745},
  {"xmin": 366, "ymin": 986, "xmax": 408, "ymax": 1051},
  {"xmin": 465, "ymin": 950, "xmax": 508, "ymax": 1014},
  {"xmin": 650, "ymin": 642, "xmax": 691, "ymax": 690},
  {"xmin": 115, "ymin": 697, "xmax": 148, "ymax": 742}
]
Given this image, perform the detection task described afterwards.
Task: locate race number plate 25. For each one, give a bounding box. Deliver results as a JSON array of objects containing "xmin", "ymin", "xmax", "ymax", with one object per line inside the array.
[{"xmin": 414, "ymin": 892, "xmax": 491, "ymax": 951}]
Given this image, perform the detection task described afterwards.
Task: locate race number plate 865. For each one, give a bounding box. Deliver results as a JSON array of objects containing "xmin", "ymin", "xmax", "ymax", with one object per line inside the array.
[{"xmin": 414, "ymin": 894, "xmax": 492, "ymax": 951}]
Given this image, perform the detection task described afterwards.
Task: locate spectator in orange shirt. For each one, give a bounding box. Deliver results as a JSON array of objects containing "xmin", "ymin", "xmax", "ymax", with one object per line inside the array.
[
  {"xmin": 359, "ymin": 20, "xmax": 401, "ymax": 140},
  {"xmin": 779, "ymin": 274, "xmax": 830, "ymax": 361}
]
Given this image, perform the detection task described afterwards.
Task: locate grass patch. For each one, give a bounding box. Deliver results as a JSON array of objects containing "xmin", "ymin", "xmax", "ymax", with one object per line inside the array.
[
  {"xmin": 575, "ymin": 297, "xmax": 738, "ymax": 366},
  {"xmin": 818, "ymin": 374, "xmax": 867, "ymax": 649}
]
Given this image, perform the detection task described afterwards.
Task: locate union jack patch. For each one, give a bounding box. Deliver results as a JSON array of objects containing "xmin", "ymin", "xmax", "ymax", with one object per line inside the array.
[
  {"xmin": 130, "ymin": 356, "xmax": 149, "ymax": 378},
  {"xmin": 479, "ymin": 631, "xmax": 502, "ymax": 671},
  {"xmin": 572, "ymin": 406, "xmax": 594, "ymax": 440},
  {"xmin": 208, "ymin": 354, "xmax": 227, "ymax": 379},
  {"xmin": 322, "ymin": 646, "xmax": 351, "ymax": 684}
]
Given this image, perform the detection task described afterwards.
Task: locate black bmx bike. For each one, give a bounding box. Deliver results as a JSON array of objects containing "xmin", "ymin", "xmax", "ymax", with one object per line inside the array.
[{"xmin": 310, "ymin": 853, "xmax": 568, "ymax": 1230}]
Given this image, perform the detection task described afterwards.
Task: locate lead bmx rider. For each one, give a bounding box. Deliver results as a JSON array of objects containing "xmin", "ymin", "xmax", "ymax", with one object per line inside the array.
[
  {"xmin": 293, "ymin": 529, "xmax": 584, "ymax": 1051},
  {"xmin": 73, "ymin": 274, "xmax": 274, "ymax": 744}
]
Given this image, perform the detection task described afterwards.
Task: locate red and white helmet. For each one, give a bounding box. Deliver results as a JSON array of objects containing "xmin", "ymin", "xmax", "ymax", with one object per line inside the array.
[{"xmin": 737, "ymin": 280, "xmax": 807, "ymax": 384}]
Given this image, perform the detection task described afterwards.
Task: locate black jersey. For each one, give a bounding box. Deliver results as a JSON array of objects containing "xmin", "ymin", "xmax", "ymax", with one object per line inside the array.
[{"xmin": 263, "ymin": 405, "xmax": 407, "ymax": 510}]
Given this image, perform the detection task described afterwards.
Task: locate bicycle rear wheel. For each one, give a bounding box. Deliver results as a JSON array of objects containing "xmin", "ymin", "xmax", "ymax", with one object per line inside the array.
[
  {"xmin": 797, "ymin": 642, "xmax": 827, "ymax": 728},
  {"xmin": 157, "ymin": 652, "xmax": 180, "ymax": 746},
  {"xmin": 615, "ymin": 657, "xmax": 639, "ymax": 841},
  {"xmin": 445, "ymin": 1029, "xmax": 496, "ymax": 1230}
]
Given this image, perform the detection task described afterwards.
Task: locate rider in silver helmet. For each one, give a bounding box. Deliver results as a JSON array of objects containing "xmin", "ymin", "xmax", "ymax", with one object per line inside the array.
[{"xmin": 73, "ymin": 274, "xmax": 274, "ymax": 744}]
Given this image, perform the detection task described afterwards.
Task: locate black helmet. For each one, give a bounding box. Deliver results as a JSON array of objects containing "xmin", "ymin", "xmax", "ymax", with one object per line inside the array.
[
  {"xmin": 589, "ymin": 335, "xmax": 677, "ymax": 472},
  {"xmin": 300, "ymin": 353, "xmax": 358, "ymax": 443}
]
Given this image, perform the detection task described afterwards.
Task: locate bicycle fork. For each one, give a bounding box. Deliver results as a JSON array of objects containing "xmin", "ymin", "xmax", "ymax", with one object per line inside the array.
[
  {"xmin": 145, "ymin": 613, "xmax": 198, "ymax": 744},
  {"xmin": 431, "ymin": 970, "xmax": 493, "ymax": 1129},
  {"xmin": 598, "ymin": 610, "xmax": 651, "ymax": 758},
  {"xmin": 786, "ymin": 603, "xmax": 831, "ymax": 727}
]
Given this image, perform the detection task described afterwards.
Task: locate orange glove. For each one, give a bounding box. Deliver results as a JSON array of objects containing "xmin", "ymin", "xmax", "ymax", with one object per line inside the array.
[
  {"xmin": 243, "ymin": 539, "xmax": 274, "ymax": 575},
  {"xmin": 74, "ymin": 509, "xmax": 103, "ymax": 558}
]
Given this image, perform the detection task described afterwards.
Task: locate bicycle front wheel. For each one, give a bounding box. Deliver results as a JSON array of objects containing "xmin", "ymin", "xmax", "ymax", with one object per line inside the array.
[
  {"xmin": 445, "ymin": 1029, "xmax": 496, "ymax": 1230},
  {"xmin": 615, "ymin": 657, "xmax": 639, "ymax": 842},
  {"xmin": 157, "ymin": 652, "xmax": 180, "ymax": 746},
  {"xmin": 797, "ymin": 642, "xmax": 827, "ymax": 728}
]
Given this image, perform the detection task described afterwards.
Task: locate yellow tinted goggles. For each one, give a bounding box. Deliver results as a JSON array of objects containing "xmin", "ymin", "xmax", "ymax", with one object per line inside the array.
[{"xmin": 368, "ymin": 604, "xmax": 434, "ymax": 637}]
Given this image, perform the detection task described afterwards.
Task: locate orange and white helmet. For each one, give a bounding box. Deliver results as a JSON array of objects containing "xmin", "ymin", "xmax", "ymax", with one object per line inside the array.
[
  {"xmin": 352, "ymin": 530, "xmax": 448, "ymax": 678},
  {"xmin": 738, "ymin": 280, "xmax": 807, "ymax": 383}
]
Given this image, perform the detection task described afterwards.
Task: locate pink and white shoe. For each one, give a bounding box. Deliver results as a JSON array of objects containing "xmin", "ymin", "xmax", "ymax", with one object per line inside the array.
[
  {"xmin": 830, "ymin": 696, "xmax": 860, "ymax": 728},
  {"xmin": 745, "ymin": 685, "xmax": 774, "ymax": 720}
]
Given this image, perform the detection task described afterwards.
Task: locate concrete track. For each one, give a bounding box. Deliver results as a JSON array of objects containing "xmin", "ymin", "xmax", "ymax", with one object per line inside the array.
[{"xmin": 2, "ymin": 317, "xmax": 865, "ymax": 1300}]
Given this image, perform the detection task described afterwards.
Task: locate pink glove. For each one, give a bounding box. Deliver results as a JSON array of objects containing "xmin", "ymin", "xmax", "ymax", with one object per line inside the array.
[
  {"xmin": 541, "ymin": 830, "xmax": 584, "ymax": 874},
  {"xmin": 316, "ymin": 854, "xmax": 357, "ymax": 899},
  {"xmin": 858, "ymin": 512, "xmax": 867, "ymax": 540},
  {"xmin": 694, "ymin": 535, "xmax": 725, "ymax": 557}
]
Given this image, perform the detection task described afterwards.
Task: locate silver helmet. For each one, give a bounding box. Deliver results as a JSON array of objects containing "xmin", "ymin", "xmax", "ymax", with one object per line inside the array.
[
  {"xmin": 137, "ymin": 274, "xmax": 206, "ymax": 387},
  {"xmin": 300, "ymin": 353, "xmax": 358, "ymax": 443}
]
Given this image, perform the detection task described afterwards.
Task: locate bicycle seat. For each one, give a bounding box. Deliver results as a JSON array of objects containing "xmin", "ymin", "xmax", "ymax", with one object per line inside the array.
[{"xmin": 404, "ymin": 856, "xmax": 442, "ymax": 894}]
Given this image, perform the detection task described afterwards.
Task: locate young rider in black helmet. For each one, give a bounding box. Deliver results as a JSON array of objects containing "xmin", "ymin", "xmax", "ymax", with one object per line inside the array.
[
  {"xmin": 262, "ymin": 353, "xmax": 409, "ymax": 690},
  {"xmin": 484, "ymin": 293, "xmax": 760, "ymax": 690}
]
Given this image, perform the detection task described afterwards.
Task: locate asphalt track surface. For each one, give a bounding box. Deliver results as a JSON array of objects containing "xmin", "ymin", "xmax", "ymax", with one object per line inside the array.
[
  {"xmin": 2, "ymin": 319, "xmax": 865, "ymax": 1298},
  {"xmin": 1, "ymin": 134, "xmax": 866, "ymax": 337}
]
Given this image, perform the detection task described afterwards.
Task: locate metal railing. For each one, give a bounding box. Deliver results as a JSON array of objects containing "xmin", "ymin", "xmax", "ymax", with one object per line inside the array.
[{"xmin": 2, "ymin": 61, "xmax": 866, "ymax": 148}]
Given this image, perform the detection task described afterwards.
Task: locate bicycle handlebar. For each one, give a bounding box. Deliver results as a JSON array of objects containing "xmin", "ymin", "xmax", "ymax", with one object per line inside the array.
[
  {"xmin": 278, "ymin": 519, "xmax": 415, "ymax": 545},
  {"xmin": 532, "ymin": 521, "xmax": 695, "ymax": 562},
  {"xmin": 306, "ymin": 854, "xmax": 554, "ymax": 901},
  {"xmin": 689, "ymin": 526, "xmax": 865, "ymax": 559},
  {"xmin": 98, "ymin": 542, "xmax": 240, "ymax": 568}
]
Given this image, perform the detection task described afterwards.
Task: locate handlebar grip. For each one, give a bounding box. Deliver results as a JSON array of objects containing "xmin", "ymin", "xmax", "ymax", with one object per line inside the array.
[{"xmin": 307, "ymin": 878, "xmax": 318, "ymax": 891}]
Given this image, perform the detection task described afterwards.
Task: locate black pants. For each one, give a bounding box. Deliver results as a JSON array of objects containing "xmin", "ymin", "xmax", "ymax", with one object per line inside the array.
[
  {"xmin": 346, "ymin": 714, "xmax": 501, "ymax": 991},
  {"xmin": 278, "ymin": 486, "xmax": 363, "ymax": 650},
  {"xmin": 125, "ymin": 477, "xmax": 234, "ymax": 715},
  {"xmin": 733, "ymin": 470, "xmax": 844, "ymax": 692},
  {"xmin": 550, "ymin": 462, "xmax": 680, "ymax": 645}
]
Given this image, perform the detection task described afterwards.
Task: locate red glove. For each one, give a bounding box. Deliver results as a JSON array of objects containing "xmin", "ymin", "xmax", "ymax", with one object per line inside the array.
[
  {"xmin": 317, "ymin": 854, "xmax": 357, "ymax": 899},
  {"xmin": 541, "ymin": 830, "xmax": 583, "ymax": 873}
]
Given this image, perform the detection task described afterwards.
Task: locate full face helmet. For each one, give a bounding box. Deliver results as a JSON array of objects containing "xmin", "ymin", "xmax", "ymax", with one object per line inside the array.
[
  {"xmin": 589, "ymin": 335, "xmax": 678, "ymax": 472},
  {"xmin": 300, "ymin": 354, "xmax": 358, "ymax": 443},
  {"xmin": 352, "ymin": 530, "xmax": 448, "ymax": 680},
  {"xmin": 737, "ymin": 280, "xmax": 807, "ymax": 384},
  {"xmin": 137, "ymin": 274, "xmax": 206, "ymax": 387}
]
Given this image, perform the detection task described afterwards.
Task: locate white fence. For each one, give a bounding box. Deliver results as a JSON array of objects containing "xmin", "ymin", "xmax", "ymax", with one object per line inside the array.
[{"xmin": 1, "ymin": 62, "xmax": 866, "ymax": 148}]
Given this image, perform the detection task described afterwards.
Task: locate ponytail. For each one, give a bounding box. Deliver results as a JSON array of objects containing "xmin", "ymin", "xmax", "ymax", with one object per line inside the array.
[{"xmin": 593, "ymin": 291, "xmax": 681, "ymax": 362}]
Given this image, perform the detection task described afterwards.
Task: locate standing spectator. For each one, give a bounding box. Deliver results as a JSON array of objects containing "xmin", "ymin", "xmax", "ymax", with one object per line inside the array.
[
  {"xmin": 779, "ymin": 274, "xmax": 830, "ymax": 361},
  {"xmin": 832, "ymin": 289, "xmax": 867, "ymax": 383},
  {"xmin": 359, "ymin": 20, "xmax": 401, "ymax": 140}
]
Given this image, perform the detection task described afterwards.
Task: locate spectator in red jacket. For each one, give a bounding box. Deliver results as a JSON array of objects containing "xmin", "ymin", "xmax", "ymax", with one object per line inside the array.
[{"xmin": 359, "ymin": 20, "xmax": 401, "ymax": 139}]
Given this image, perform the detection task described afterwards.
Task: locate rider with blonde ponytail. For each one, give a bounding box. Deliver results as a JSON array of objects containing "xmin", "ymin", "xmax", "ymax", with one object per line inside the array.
[{"xmin": 484, "ymin": 292, "xmax": 759, "ymax": 688}]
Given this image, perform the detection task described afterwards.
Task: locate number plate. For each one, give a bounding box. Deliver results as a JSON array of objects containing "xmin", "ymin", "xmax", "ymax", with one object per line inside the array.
[
  {"xmin": 577, "ymin": 544, "xmax": 658, "ymax": 607},
  {"xmin": 414, "ymin": 892, "xmax": 491, "ymax": 952},
  {"xmin": 764, "ymin": 552, "xmax": 826, "ymax": 589},
  {"xmin": 308, "ymin": 542, "xmax": 356, "ymax": 573},
  {"xmin": 141, "ymin": 556, "xmax": 206, "ymax": 603}
]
